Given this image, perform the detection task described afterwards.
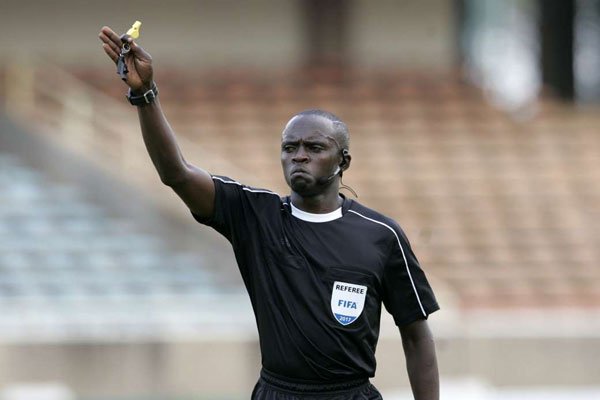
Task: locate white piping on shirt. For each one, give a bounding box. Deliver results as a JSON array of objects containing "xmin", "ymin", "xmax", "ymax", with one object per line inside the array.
[
  {"xmin": 347, "ymin": 209, "xmax": 427, "ymax": 317},
  {"xmin": 212, "ymin": 176, "xmax": 279, "ymax": 196}
]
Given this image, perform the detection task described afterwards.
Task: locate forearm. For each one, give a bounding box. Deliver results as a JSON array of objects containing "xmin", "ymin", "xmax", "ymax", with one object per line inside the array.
[
  {"xmin": 399, "ymin": 320, "xmax": 439, "ymax": 400},
  {"xmin": 99, "ymin": 26, "xmax": 214, "ymax": 211},
  {"xmin": 404, "ymin": 335, "xmax": 439, "ymax": 400},
  {"xmin": 136, "ymin": 96, "xmax": 188, "ymax": 185}
]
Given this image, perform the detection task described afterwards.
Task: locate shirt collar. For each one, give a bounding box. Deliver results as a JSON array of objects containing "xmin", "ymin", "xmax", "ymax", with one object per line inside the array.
[{"xmin": 290, "ymin": 202, "xmax": 343, "ymax": 223}]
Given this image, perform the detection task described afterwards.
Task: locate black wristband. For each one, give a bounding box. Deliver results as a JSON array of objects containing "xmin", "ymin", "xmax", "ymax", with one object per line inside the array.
[{"xmin": 127, "ymin": 84, "xmax": 158, "ymax": 106}]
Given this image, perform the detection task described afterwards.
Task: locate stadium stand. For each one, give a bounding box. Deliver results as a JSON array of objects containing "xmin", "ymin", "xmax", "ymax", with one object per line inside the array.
[
  {"xmin": 63, "ymin": 66, "xmax": 600, "ymax": 311},
  {"xmin": 0, "ymin": 151, "xmax": 251, "ymax": 340}
]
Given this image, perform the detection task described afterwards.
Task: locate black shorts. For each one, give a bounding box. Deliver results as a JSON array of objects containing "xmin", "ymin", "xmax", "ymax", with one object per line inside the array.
[{"xmin": 251, "ymin": 369, "xmax": 383, "ymax": 400}]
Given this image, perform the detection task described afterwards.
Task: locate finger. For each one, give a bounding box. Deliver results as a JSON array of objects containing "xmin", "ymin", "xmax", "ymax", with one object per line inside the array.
[
  {"xmin": 119, "ymin": 35, "xmax": 152, "ymax": 63},
  {"xmin": 99, "ymin": 32, "xmax": 121, "ymax": 55},
  {"xmin": 102, "ymin": 43, "xmax": 119, "ymax": 64},
  {"xmin": 101, "ymin": 26, "xmax": 123, "ymax": 49},
  {"xmin": 129, "ymin": 40, "xmax": 152, "ymax": 62}
]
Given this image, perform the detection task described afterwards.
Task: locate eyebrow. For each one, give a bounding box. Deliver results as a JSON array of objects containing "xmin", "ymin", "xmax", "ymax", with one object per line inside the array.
[{"xmin": 281, "ymin": 138, "xmax": 331, "ymax": 148}]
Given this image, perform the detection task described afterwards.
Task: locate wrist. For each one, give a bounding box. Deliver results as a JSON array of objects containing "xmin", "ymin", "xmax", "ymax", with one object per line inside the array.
[
  {"xmin": 127, "ymin": 83, "xmax": 158, "ymax": 106},
  {"xmin": 130, "ymin": 81, "xmax": 155, "ymax": 96}
]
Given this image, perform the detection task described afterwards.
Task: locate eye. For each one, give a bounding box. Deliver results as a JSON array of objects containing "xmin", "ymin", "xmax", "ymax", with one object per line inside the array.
[
  {"xmin": 309, "ymin": 145, "xmax": 324, "ymax": 152},
  {"xmin": 282, "ymin": 145, "xmax": 296, "ymax": 153}
]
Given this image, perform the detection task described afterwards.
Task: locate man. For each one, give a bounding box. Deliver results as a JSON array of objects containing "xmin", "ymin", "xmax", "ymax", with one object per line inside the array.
[{"xmin": 99, "ymin": 26, "xmax": 440, "ymax": 400}]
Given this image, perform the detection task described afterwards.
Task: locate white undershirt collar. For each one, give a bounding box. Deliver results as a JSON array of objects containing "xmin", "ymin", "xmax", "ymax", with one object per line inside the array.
[{"xmin": 290, "ymin": 202, "xmax": 343, "ymax": 223}]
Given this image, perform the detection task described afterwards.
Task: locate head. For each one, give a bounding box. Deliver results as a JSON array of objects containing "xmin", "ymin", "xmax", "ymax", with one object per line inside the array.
[{"xmin": 281, "ymin": 109, "xmax": 351, "ymax": 197}]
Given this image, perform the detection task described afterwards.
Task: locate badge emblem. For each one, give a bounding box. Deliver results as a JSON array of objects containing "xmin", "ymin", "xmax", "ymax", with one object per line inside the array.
[{"xmin": 331, "ymin": 281, "xmax": 367, "ymax": 326}]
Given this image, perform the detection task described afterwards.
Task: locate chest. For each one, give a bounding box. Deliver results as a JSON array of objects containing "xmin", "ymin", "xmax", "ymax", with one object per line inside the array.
[{"xmin": 258, "ymin": 213, "xmax": 390, "ymax": 286}]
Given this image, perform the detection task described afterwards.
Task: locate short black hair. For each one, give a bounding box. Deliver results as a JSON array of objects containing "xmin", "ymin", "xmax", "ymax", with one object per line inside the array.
[{"xmin": 292, "ymin": 109, "xmax": 350, "ymax": 151}]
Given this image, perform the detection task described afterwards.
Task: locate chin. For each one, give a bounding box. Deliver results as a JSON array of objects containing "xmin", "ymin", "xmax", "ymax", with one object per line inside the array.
[
  {"xmin": 291, "ymin": 180, "xmax": 309, "ymax": 193},
  {"xmin": 290, "ymin": 178, "xmax": 316, "ymax": 196}
]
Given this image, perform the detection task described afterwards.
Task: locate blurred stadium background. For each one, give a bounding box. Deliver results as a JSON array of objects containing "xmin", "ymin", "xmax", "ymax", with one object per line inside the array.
[{"xmin": 0, "ymin": 0, "xmax": 599, "ymax": 399}]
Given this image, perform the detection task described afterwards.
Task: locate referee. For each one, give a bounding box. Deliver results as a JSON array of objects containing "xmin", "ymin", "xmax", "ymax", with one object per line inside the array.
[{"xmin": 99, "ymin": 27, "xmax": 440, "ymax": 400}]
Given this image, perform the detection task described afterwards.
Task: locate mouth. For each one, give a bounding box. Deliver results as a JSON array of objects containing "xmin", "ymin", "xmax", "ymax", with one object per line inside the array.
[{"xmin": 290, "ymin": 168, "xmax": 309, "ymax": 176}]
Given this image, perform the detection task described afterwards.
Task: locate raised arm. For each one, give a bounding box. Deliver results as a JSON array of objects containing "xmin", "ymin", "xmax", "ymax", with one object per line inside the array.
[
  {"xmin": 98, "ymin": 26, "xmax": 215, "ymax": 219},
  {"xmin": 399, "ymin": 319, "xmax": 439, "ymax": 400}
]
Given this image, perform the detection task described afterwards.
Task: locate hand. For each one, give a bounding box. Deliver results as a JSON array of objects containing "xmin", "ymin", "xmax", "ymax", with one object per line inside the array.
[{"xmin": 98, "ymin": 26, "xmax": 154, "ymax": 93}]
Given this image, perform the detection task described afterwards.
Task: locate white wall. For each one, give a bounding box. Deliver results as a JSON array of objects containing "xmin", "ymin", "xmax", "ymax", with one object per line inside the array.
[
  {"xmin": 0, "ymin": 0, "xmax": 456, "ymax": 69},
  {"xmin": 0, "ymin": 0, "xmax": 304, "ymax": 67},
  {"xmin": 348, "ymin": 0, "xmax": 456, "ymax": 69}
]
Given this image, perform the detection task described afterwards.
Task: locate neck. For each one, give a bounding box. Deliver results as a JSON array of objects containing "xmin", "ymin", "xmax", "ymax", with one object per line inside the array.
[{"xmin": 290, "ymin": 187, "xmax": 342, "ymax": 214}]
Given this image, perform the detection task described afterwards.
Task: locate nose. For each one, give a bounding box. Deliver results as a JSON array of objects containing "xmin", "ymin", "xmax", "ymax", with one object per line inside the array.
[{"xmin": 292, "ymin": 146, "xmax": 309, "ymax": 163}]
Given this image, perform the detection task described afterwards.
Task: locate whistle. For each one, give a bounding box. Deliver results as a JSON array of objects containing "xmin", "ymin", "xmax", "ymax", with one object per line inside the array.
[
  {"xmin": 121, "ymin": 20, "xmax": 142, "ymax": 54},
  {"xmin": 117, "ymin": 20, "xmax": 142, "ymax": 80},
  {"xmin": 126, "ymin": 21, "xmax": 142, "ymax": 39}
]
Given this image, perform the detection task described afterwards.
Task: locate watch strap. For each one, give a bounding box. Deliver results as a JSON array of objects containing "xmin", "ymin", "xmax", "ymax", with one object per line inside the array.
[{"xmin": 127, "ymin": 84, "xmax": 158, "ymax": 106}]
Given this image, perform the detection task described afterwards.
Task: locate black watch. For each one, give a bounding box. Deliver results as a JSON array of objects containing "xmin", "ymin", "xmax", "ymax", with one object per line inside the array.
[{"xmin": 126, "ymin": 84, "xmax": 159, "ymax": 106}]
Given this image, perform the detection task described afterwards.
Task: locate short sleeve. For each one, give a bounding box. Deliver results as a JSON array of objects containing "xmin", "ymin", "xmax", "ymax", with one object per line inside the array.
[
  {"xmin": 191, "ymin": 175, "xmax": 279, "ymax": 243},
  {"xmin": 191, "ymin": 175, "xmax": 242, "ymax": 241},
  {"xmin": 382, "ymin": 225, "xmax": 439, "ymax": 327},
  {"xmin": 191, "ymin": 176, "xmax": 284, "ymax": 289}
]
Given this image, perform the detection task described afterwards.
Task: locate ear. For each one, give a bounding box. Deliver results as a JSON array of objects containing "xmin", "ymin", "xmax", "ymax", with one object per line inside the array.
[{"xmin": 340, "ymin": 150, "xmax": 352, "ymax": 171}]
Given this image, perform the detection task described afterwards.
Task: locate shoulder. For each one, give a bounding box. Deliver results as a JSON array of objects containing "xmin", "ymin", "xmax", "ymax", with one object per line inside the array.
[
  {"xmin": 347, "ymin": 201, "xmax": 405, "ymax": 238},
  {"xmin": 212, "ymin": 175, "xmax": 281, "ymax": 198},
  {"xmin": 210, "ymin": 175, "xmax": 284, "ymax": 219},
  {"xmin": 346, "ymin": 201, "xmax": 415, "ymax": 255}
]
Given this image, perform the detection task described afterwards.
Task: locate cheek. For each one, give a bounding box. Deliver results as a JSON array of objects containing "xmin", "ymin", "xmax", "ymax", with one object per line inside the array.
[
  {"xmin": 319, "ymin": 154, "xmax": 338, "ymax": 169},
  {"xmin": 281, "ymin": 154, "xmax": 292, "ymax": 172},
  {"xmin": 281, "ymin": 154, "xmax": 290, "ymax": 179},
  {"xmin": 281, "ymin": 156, "xmax": 292, "ymax": 185}
]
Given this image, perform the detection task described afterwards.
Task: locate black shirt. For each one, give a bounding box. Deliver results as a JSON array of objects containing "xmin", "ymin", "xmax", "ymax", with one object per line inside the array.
[{"xmin": 193, "ymin": 176, "xmax": 439, "ymax": 383}]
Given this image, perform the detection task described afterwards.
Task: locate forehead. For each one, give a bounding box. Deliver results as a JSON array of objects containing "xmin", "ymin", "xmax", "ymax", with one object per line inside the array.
[{"xmin": 282, "ymin": 115, "xmax": 335, "ymax": 142}]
